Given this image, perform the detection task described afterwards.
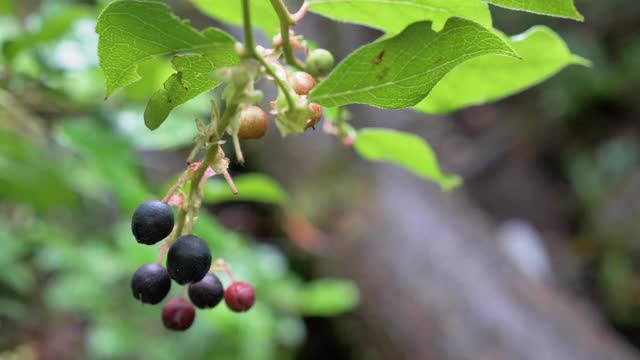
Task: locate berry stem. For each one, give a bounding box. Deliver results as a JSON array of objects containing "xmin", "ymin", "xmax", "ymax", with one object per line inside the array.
[
  {"xmin": 222, "ymin": 169, "xmax": 238, "ymax": 195},
  {"xmin": 157, "ymin": 242, "xmax": 169, "ymax": 264},
  {"xmin": 232, "ymin": 134, "xmax": 245, "ymax": 165},
  {"xmin": 269, "ymin": 0, "xmax": 304, "ymax": 70},
  {"xmin": 180, "ymin": 285, "xmax": 188, "ymax": 298},
  {"xmin": 255, "ymin": 54, "xmax": 296, "ymax": 110},
  {"xmin": 162, "ymin": 169, "xmax": 191, "ymax": 203},
  {"xmin": 223, "ymin": 262, "xmax": 236, "ymax": 283}
]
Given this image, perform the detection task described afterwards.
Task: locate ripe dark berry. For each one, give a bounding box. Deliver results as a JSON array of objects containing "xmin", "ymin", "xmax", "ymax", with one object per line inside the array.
[
  {"xmin": 166, "ymin": 235, "xmax": 212, "ymax": 285},
  {"xmin": 288, "ymin": 71, "xmax": 316, "ymax": 95},
  {"xmin": 238, "ymin": 106, "xmax": 268, "ymax": 140},
  {"xmin": 306, "ymin": 103, "xmax": 323, "ymax": 129},
  {"xmin": 162, "ymin": 297, "xmax": 195, "ymax": 331},
  {"xmin": 131, "ymin": 263, "xmax": 172, "ymax": 305},
  {"xmin": 224, "ymin": 281, "xmax": 256, "ymax": 312},
  {"xmin": 188, "ymin": 274, "xmax": 224, "ymax": 309},
  {"xmin": 131, "ymin": 200, "xmax": 174, "ymax": 245},
  {"xmin": 306, "ymin": 49, "xmax": 334, "ymax": 76}
]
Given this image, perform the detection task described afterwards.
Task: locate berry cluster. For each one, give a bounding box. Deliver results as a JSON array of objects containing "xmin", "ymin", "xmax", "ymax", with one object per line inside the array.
[{"xmin": 130, "ymin": 200, "xmax": 255, "ymax": 331}]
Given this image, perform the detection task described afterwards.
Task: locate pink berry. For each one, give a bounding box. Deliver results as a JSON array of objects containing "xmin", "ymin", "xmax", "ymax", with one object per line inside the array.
[
  {"xmin": 162, "ymin": 298, "xmax": 195, "ymax": 331},
  {"xmin": 306, "ymin": 103, "xmax": 323, "ymax": 129},
  {"xmin": 289, "ymin": 71, "xmax": 316, "ymax": 95},
  {"xmin": 238, "ymin": 106, "xmax": 268, "ymax": 139},
  {"xmin": 224, "ymin": 281, "xmax": 256, "ymax": 312}
]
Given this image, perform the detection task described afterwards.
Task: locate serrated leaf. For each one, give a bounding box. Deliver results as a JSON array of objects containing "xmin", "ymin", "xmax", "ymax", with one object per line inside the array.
[
  {"xmin": 416, "ymin": 26, "xmax": 589, "ymax": 114},
  {"xmin": 308, "ymin": 18, "xmax": 517, "ymax": 109},
  {"xmin": 191, "ymin": 0, "xmax": 280, "ymax": 37},
  {"xmin": 483, "ymin": 0, "xmax": 583, "ymax": 21},
  {"xmin": 203, "ymin": 174, "xmax": 289, "ymax": 206},
  {"xmin": 354, "ymin": 128, "xmax": 461, "ymax": 190},
  {"xmin": 144, "ymin": 43, "xmax": 238, "ymax": 130},
  {"xmin": 307, "ymin": 0, "xmax": 492, "ymax": 33},
  {"xmin": 96, "ymin": 0, "xmax": 239, "ymax": 129}
]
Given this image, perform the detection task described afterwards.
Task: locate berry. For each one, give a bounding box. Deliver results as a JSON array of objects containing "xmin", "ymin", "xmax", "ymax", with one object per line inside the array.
[
  {"xmin": 306, "ymin": 103, "xmax": 323, "ymax": 129},
  {"xmin": 238, "ymin": 106, "xmax": 268, "ymax": 140},
  {"xmin": 288, "ymin": 71, "xmax": 316, "ymax": 95},
  {"xmin": 131, "ymin": 200, "xmax": 174, "ymax": 245},
  {"xmin": 188, "ymin": 274, "xmax": 224, "ymax": 309},
  {"xmin": 166, "ymin": 235, "xmax": 212, "ymax": 285},
  {"xmin": 224, "ymin": 281, "xmax": 256, "ymax": 312},
  {"xmin": 131, "ymin": 263, "xmax": 172, "ymax": 305},
  {"xmin": 162, "ymin": 298, "xmax": 195, "ymax": 331},
  {"xmin": 306, "ymin": 49, "xmax": 334, "ymax": 76}
]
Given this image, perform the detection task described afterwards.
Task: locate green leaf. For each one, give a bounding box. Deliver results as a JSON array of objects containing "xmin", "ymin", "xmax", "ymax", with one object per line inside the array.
[
  {"xmin": 416, "ymin": 26, "xmax": 589, "ymax": 114},
  {"xmin": 96, "ymin": 0, "xmax": 239, "ymax": 129},
  {"xmin": 308, "ymin": 18, "xmax": 517, "ymax": 109},
  {"xmin": 203, "ymin": 174, "xmax": 289, "ymax": 206},
  {"xmin": 354, "ymin": 128, "xmax": 461, "ymax": 190},
  {"xmin": 56, "ymin": 119, "xmax": 151, "ymax": 212},
  {"xmin": 483, "ymin": 0, "xmax": 583, "ymax": 21},
  {"xmin": 300, "ymin": 279, "xmax": 359, "ymax": 316},
  {"xmin": 191, "ymin": 0, "xmax": 280, "ymax": 37},
  {"xmin": 307, "ymin": 0, "xmax": 492, "ymax": 33},
  {"xmin": 3, "ymin": 6, "xmax": 90, "ymax": 60}
]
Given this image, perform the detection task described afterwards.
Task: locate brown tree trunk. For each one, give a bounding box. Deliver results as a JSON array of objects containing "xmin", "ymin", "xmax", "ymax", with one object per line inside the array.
[{"xmin": 324, "ymin": 170, "xmax": 638, "ymax": 360}]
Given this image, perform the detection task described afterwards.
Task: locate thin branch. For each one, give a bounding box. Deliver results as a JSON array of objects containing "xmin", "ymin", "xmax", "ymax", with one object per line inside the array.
[{"xmin": 269, "ymin": 0, "xmax": 305, "ymax": 70}]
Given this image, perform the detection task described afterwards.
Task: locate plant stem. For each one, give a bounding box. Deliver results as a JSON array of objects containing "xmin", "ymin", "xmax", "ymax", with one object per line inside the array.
[
  {"xmin": 255, "ymin": 54, "xmax": 296, "ymax": 109},
  {"xmin": 184, "ymin": 145, "xmax": 220, "ymax": 234},
  {"xmin": 269, "ymin": 0, "xmax": 304, "ymax": 70},
  {"xmin": 241, "ymin": 0, "xmax": 256, "ymax": 57}
]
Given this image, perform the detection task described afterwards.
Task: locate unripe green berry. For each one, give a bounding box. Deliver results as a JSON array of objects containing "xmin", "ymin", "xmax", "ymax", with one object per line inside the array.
[
  {"xmin": 306, "ymin": 49, "xmax": 334, "ymax": 76},
  {"xmin": 238, "ymin": 106, "xmax": 268, "ymax": 139},
  {"xmin": 288, "ymin": 71, "xmax": 316, "ymax": 95}
]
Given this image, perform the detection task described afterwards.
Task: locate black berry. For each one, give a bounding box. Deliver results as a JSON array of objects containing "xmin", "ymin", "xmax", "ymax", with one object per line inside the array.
[
  {"xmin": 188, "ymin": 274, "xmax": 224, "ymax": 309},
  {"xmin": 131, "ymin": 200, "xmax": 174, "ymax": 245},
  {"xmin": 166, "ymin": 235, "xmax": 212, "ymax": 285},
  {"xmin": 131, "ymin": 263, "xmax": 171, "ymax": 305},
  {"xmin": 162, "ymin": 297, "xmax": 195, "ymax": 331},
  {"xmin": 224, "ymin": 281, "xmax": 255, "ymax": 312}
]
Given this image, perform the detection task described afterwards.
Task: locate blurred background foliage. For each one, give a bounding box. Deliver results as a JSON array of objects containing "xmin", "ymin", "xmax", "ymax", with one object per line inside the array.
[
  {"xmin": 0, "ymin": 0, "xmax": 357, "ymax": 359},
  {"xmin": 1, "ymin": 0, "xmax": 640, "ymax": 359}
]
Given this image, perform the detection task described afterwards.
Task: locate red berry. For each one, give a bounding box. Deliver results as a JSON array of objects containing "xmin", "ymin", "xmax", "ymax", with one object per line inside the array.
[
  {"xmin": 306, "ymin": 103, "xmax": 323, "ymax": 129},
  {"xmin": 238, "ymin": 106, "xmax": 268, "ymax": 139},
  {"xmin": 288, "ymin": 71, "xmax": 316, "ymax": 95},
  {"xmin": 224, "ymin": 281, "xmax": 256, "ymax": 312},
  {"xmin": 162, "ymin": 298, "xmax": 195, "ymax": 331}
]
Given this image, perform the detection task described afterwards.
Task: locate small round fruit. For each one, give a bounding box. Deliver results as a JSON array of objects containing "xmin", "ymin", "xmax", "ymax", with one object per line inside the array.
[
  {"xmin": 162, "ymin": 298, "xmax": 195, "ymax": 331},
  {"xmin": 131, "ymin": 263, "xmax": 172, "ymax": 305},
  {"xmin": 131, "ymin": 200, "xmax": 174, "ymax": 245},
  {"xmin": 288, "ymin": 71, "xmax": 316, "ymax": 95},
  {"xmin": 238, "ymin": 106, "xmax": 268, "ymax": 140},
  {"xmin": 166, "ymin": 235, "xmax": 212, "ymax": 285},
  {"xmin": 306, "ymin": 103, "xmax": 323, "ymax": 129},
  {"xmin": 224, "ymin": 281, "xmax": 256, "ymax": 312},
  {"xmin": 188, "ymin": 274, "xmax": 224, "ymax": 309},
  {"xmin": 306, "ymin": 49, "xmax": 334, "ymax": 76}
]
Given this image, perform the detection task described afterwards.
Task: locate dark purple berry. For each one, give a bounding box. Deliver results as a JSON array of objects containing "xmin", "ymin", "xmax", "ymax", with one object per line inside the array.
[
  {"xmin": 131, "ymin": 200, "xmax": 174, "ymax": 245},
  {"xmin": 162, "ymin": 298, "xmax": 195, "ymax": 331},
  {"xmin": 166, "ymin": 235, "xmax": 212, "ymax": 285},
  {"xmin": 188, "ymin": 274, "xmax": 224, "ymax": 309},
  {"xmin": 131, "ymin": 263, "xmax": 171, "ymax": 305},
  {"xmin": 224, "ymin": 281, "xmax": 255, "ymax": 312}
]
